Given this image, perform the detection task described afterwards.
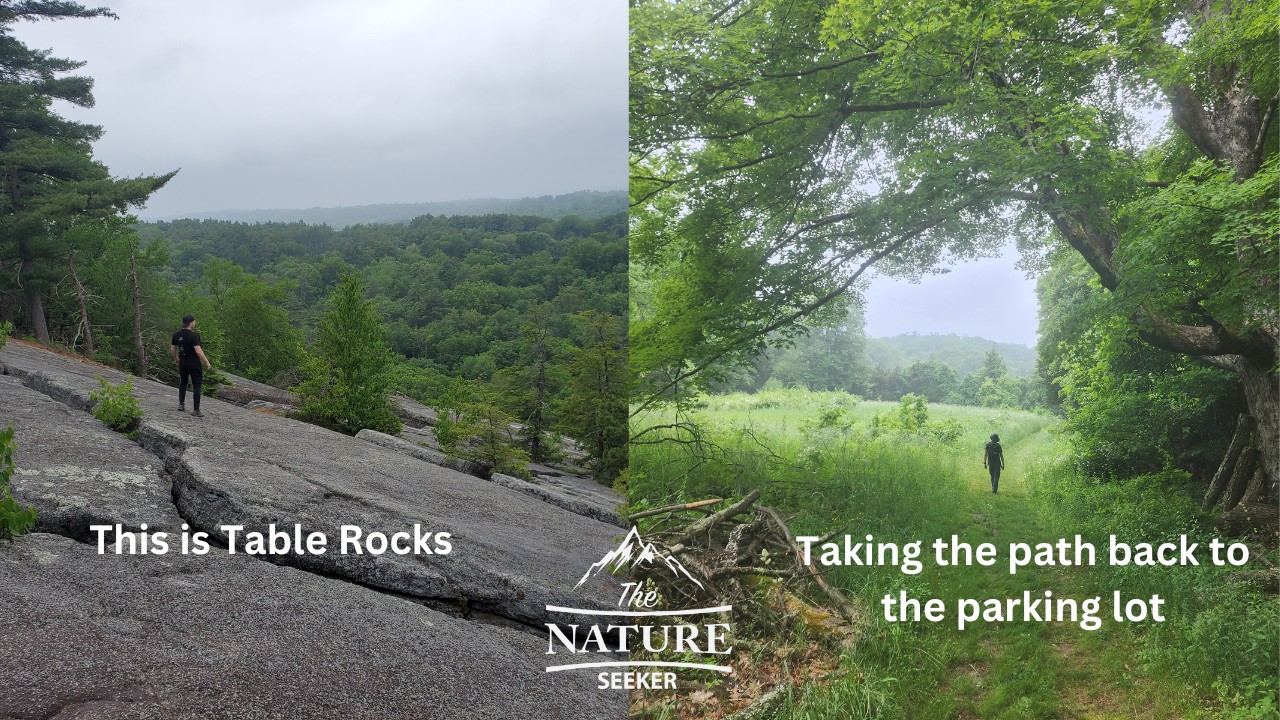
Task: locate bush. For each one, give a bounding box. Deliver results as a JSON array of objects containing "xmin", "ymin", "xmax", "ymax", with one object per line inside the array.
[
  {"xmin": 89, "ymin": 376, "xmax": 143, "ymax": 434},
  {"xmin": 0, "ymin": 320, "xmax": 10, "ymax": 351},
  {"xmin": 201, "ymin": 365, "xmax": 230, "ymax": 397},
  {"xmin": 0, "ymin": 425, "xmax": 38, "ymax": 539},
  {"xmin": 437, "ymin": 399, "xmax": 530, "ymax": 478}
]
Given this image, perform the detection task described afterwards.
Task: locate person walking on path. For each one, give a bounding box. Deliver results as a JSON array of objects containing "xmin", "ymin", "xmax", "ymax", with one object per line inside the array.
[
  {"xmin": 170, "ymin": 314, "xmax": 212, "ymax": 417},
  {"xmin": 984, "ymin": 433, "xmax": 1004, "ymax": 493}
]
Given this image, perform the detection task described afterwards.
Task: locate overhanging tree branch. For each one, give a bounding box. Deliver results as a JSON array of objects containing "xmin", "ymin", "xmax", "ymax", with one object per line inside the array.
[{"xmin": 631, "ymin": 206, "xmax": 968, "ymax": 418}]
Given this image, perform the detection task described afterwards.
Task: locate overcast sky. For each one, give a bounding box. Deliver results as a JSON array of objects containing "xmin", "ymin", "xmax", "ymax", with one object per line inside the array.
[
  {"xmin": 864, "ymin": 245, "xmax": 1040, "ymax": 346},
  {"xmin": 13, "ymin": 2, "xmax": 1042, "ymax": 345},
  {"xmin": 13, "ymin": 0, "xmax": 627, "ymax": 218}
]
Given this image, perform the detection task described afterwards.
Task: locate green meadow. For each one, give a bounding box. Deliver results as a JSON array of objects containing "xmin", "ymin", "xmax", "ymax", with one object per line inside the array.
[{"xmin": 630, "ymin": 390, "xmax": 1278, "ymax": 720}]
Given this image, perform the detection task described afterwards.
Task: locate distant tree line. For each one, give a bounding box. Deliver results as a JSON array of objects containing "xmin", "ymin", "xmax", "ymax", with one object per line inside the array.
[
  {"xmin": 711, "ymin": 304, "xmax": 1046, "ymax": 410},
  {"xmin": 174, "ymin": 190, "xmax": 628, "ymax": 228}
]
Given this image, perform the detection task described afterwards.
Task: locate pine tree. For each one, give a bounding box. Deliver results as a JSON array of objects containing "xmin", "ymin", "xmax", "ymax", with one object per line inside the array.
[
  {"xmin": 558, "ymin": 311, "xmax": 627, "ymax": 482},
  {"xmin": 294, "ymin": 274, "xmax": 401, "ymax": 435},
  {"xmin": 495, "ymin": 302, "xmax": 568, "ymax": 463},
  {"xmin": 0, "ymin": 2, "xmax": 174, "ymax": 342}
]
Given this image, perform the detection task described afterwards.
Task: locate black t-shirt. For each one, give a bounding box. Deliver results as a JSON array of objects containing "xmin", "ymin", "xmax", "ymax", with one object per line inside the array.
[
  {"xmin": 985, "ymin": 441, "xmax": 1003, "ymax": 464},
  {"xmin": 172, "ymin": 328, "xmax": 202, "ymax": 365}
]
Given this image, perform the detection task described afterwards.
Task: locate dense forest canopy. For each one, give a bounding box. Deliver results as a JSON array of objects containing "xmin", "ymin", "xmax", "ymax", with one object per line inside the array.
[
  {"xmin": 2, "ymin": 208, "xmax": 628, "ymax": 478},
  {"xmin": 135, "ymin": 212, "xmax": 626, "ymax": 380}
]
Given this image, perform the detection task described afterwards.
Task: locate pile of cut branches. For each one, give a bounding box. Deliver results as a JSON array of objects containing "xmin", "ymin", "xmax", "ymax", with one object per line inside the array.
[
  {"xmin": 630, "ymin": 489, "xmax": 862, "ymax": 627},
  {"xmin": 627, "ymin": 491, "xmax": 866, "ymax": 719}
]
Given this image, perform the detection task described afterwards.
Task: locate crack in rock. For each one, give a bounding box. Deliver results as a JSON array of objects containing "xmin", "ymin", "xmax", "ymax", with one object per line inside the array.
[
  {"xmin": 0, "ymin": 346, "xmax": 629, "ymax": 717},
  {"xmin": 1, "ymin": 343, "xmax": 626, "ymax": 630},
  {"xmin": 1, "ymin": 533, "xmax": 625, "ymax": 719}
]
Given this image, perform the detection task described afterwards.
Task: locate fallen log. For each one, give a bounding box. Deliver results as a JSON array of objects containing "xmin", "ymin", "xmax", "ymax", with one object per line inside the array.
[{"xmin": 668, "ymin": 488, "xmax": 761, "ymax": 554}]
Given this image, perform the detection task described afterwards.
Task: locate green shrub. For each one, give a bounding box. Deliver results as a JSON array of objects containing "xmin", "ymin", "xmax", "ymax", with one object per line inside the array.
[
  {"xmin": 0, "ymin": 320, "xmax": 11, "ymax": 351},
  {"xmin": 202, "ymin": 364, "xmax": 230, "ymax": 397},
  {"xmin": 0, "ymin": 424, "xmax": 37, "ymax": 539},
  {"xmin": 89, "ymin": 376, "xmax": 143, "ymax": 433},
  {"xmin": 437, "ymin": 400, "xmax": 530, "ymax": 478}
]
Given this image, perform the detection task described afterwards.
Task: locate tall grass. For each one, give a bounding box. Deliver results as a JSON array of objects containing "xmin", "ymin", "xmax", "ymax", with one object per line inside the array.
[
  {"xmin": 631, "ymin": 390, "xmax": 1275, "ymax": 719},
  {"xmin": 656, "ymin": 389, "xmax": 1047, "ymax": 448},
  {"xmin": 631, "ymin": 407, "xmax": 988, "ymax": 546},
  {"xmin": 630, "ymin": 393, "xmax": 1057, "ymax": 719},
  {"xmin": 1025, "ymin": 435, "xmax": 1279, "ymax": 719},
  {"xmin": 631, "ymin": 390, "xmax": 1055, "ymax": 595}
]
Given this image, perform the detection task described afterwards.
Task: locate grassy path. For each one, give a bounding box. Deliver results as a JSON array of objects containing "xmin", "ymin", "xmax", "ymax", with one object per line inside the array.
[
  {"xmin": 900, "ymin": 429, "xmax": 1206, "ymax": 720},
  {"xmin": 632, "ymin": 397, "xmax": 1246, "ymax": 719}
]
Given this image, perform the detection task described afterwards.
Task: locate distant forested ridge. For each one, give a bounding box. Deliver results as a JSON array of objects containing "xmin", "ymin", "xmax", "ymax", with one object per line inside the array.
[
  {"xmin": 146, "ymin": 190, "xmax": 628, "ymax": 228},
  {"xmin": 708, "ymin": 304, "xmax": 1045, "ymax": 410},
  {"xmin": 866, "ymin": 334, "xmax": 1036, "ymax": 378},
  {"xmin": 135, "ymin": 212, "xmax": 626, "ymax": 385}
]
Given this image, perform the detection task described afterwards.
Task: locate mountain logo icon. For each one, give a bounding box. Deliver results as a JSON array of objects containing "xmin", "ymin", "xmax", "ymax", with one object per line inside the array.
[{"xmin": 574, "ymin": 526, "xmax": 704, "ymax": 591}]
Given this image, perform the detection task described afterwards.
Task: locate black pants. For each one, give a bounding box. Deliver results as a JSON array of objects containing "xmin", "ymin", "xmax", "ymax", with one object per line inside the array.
[
  {"xmin": 179, "ymin": 363, "xmax": 203, "ymax": 411},
  {"xmin": 989, "ymin": 466, "xmax": 1001, "ymax": 493}
]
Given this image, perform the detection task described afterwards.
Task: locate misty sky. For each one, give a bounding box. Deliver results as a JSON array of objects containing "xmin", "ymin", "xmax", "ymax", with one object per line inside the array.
[
  {"xmin": 13, "ymin": 0, "xmax": 627, "ymax": 218},
  {"xmin": 864, "ymin": 246, "xmax": 1040, "ymax": 347}
]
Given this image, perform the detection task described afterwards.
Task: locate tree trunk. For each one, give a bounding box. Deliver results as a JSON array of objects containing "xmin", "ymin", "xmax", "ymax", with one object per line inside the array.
[
  {"xmin": 1240, "ymin": 467, "xmax": 1267, "ymax": 508},
  {"xmin": 130, "ymin": 239, "xmax": 147, "ymax": 377},
  {"xmin": 20, "ymin": 257, "xmax": 50, "ymax": 344},
  {"xmin": 529, "ymin": 337, "xmax": 548, "ymax": 462},
  {"xmin": 1222, "ymin": 447, "xmax": 1259, "ymax": 513},
  {"xmin": 68, "ymin": 250, "xmax": 95, "ymax": 356},
  {"xmin": 1202, "ymin": 414, "xmax": 1253, "ymax": 511},
  {"xmin": 26, "ymin": 286, "xmax": 49, "ymax": 344},
  {"xmin": 1238, "ymin": 357, "xmax": 1280, "ymax": 499}
]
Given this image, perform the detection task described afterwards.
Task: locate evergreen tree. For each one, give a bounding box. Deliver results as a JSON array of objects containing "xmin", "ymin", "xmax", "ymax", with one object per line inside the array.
[
  {"xmin": 493, "ymin": 302, "xmax": 567, "ymax": 463},
  {"xmin": 558, "ymin": 311, "xmax": 626, "ymax": 482},
  {"xmin": 295, "ymin": 274, "xmax": 401, "ymax": 435},
  {"xmin": 0, "ymin": 2, "xmax": 174, "ymax": 342}
]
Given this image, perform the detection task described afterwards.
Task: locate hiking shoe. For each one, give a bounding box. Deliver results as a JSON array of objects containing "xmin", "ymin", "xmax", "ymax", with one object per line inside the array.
[
  {"xmin": 178, "ymin": 404, "xmax": 185, "ymax": 413},
  {"xmin": 192, "ymin": 410, "xmax": 204, "ymax": 418}
]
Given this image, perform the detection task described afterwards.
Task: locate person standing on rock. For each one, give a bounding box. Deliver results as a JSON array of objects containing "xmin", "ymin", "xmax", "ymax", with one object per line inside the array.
[
  {"xmin": 984, "ymin": 433, "xmax": 1004, "ymax": 493},
  {"xmin": 170, "ymin": 314, "xmax": 212, "ymax": 417}
]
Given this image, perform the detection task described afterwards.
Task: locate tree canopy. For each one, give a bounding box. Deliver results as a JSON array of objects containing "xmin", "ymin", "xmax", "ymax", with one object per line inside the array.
[
  {"xmin": 630, "ymin": 0, "xmax": 1277, "ymax": 500},
  {"xmin": 0, "ymin": 1, "xmax": 175, "ymax": 344}
]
